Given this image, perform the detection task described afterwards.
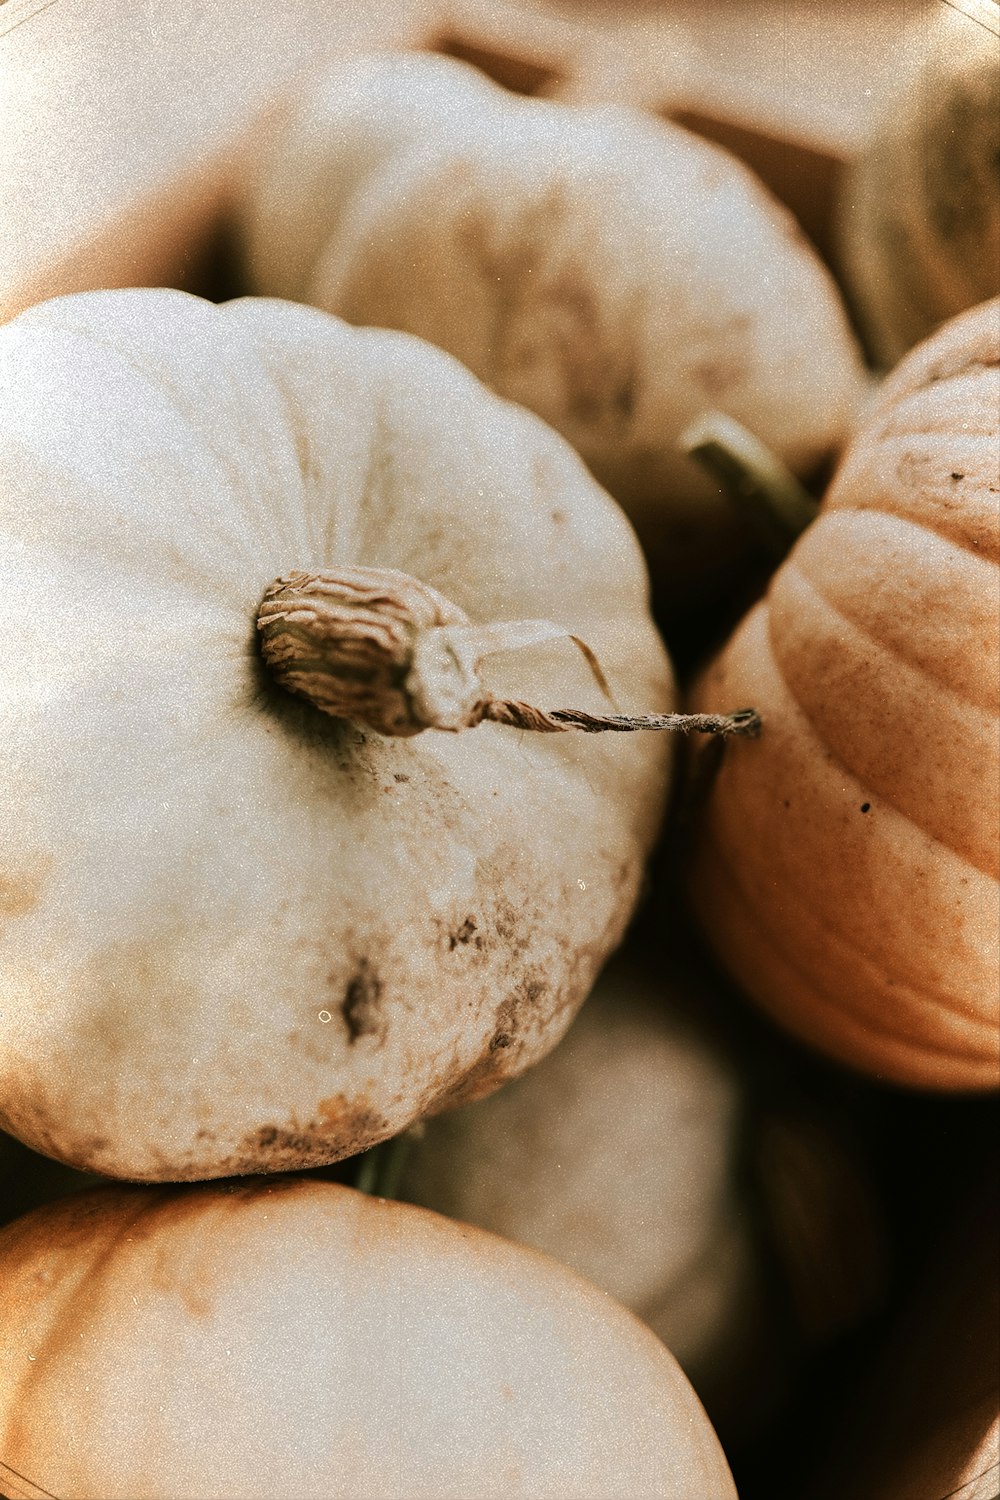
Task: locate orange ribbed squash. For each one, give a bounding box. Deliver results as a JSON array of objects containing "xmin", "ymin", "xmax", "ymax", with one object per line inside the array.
[
  {"xmin": 689, "ymin": 299, "xmax": 1000, "ymax": 1090},
  {"xmin": 0, "ymin": 1178, "xmax": 738, "ymax": 1499}
]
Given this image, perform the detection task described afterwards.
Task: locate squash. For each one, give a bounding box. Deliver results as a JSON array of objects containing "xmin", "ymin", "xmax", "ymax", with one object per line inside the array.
[
  {"xmin": 395, "ymin": 950, "xmax": 761, "ymax": 1412},
  {"xmin": 839, "ymin": 5, "xmax": 1000, "ymax": 367},
  {"xmin": 687, "ymin": 299, "xmax": 1000, "ymax": 1090},
  {"xmin": 237, "ymin": 50, "xmax": 867, "ymax": 598},
  {"xmin": 0, "ymin": 286, "xmax": 674, "ymax": 1181},
  {"xmin": 0, "ymin": 1176, "xmax": 739, "ymax": 1499}
]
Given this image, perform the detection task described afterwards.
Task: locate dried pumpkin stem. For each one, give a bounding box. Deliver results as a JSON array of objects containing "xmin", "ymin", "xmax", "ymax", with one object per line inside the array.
[
  {"xmin": 257, "ymin": 565, "xmax": 760, "ymax": 740},
  {"xmin": 679, "ymin": 410, "xmax": 819, "ymax": 557}
]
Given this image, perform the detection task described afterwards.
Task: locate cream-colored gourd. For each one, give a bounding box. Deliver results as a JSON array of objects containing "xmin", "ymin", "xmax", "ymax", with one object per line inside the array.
[
  {"xmin": 397, "ymin": 954, "xmax": 758, "ymax": 1405},
  {"xmin": 0, "ymin": 1178, "xmax": 739, "ymax": 1499},
  {"xmin": 840, "ymin": 6, "xmax": 1000, "ymax": 366},
  {"xmin": 0, "ymin": 287, "xmax": 673, "ymax": 1181},
  {"xmin": 238, "ymin": 50, "xmax": 866, "ymax": 595}
]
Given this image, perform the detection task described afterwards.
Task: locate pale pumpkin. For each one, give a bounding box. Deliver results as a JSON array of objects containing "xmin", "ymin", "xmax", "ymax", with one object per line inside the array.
[
  {"xmin": 395, "ymin": 950, "xmax": 761, "ymax": 1411},
  {"xmin": 0, "ymin": 286, "xmax": 674, "ymax": 1181},
  {"xmin": 840, "ymin": 5, "xmax": 1000, "ymax": 367},
  {"xmin": 688, "ymin": 299, "xmax": 1000, "ymax": 1090},
  {"xmin": 0, "ymin": 1176, "xmax": 739, "ymax": 1499},
  {"xmin": 237, "ymin": 49, "xmax": 866, "ymax": 596}
]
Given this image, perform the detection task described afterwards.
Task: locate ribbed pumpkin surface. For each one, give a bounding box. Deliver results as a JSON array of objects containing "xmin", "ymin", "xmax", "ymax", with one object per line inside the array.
[{"xmin": 689, "ymin": 299, "xmax": 1000, "ymax": 1090}]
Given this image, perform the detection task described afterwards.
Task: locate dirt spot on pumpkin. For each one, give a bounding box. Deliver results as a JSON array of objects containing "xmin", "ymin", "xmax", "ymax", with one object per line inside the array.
[
  {"xmin": 338, "ymin": 960, "xmax": 385, "ymax": 1045},
  {"xmin": 426, "ymin": 977, "xmax": 551, "ymax": 1114},
  {"xmin": 448, "ymin": 916, "xmax": 480, "ymax": 951},
  {"xmin": 229, "ymin": 1100, "xmax": 391, "ymax": 1175}
]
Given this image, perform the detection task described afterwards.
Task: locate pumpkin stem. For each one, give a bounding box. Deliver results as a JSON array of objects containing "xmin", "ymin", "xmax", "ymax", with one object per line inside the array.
[
  {"xmin": 353, "ymin": 1125, "xmax": 423, "ymax": 1200},
  {"xmin": 257, "ymin": 565, "xmax": 761, "ymax": 740},
  {"xmin": 679, "ymin": 411, "xmax": 819, "ymax": 557}
]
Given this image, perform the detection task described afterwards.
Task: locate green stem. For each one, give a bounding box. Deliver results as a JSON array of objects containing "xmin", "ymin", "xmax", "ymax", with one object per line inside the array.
[
  {"xmin": 352, "ymin": 1126, "xmax": 423, "ymax": 1200},
  {"xmin": 679, "ymin": 411, "xmax": 819, "ymax": 558}
]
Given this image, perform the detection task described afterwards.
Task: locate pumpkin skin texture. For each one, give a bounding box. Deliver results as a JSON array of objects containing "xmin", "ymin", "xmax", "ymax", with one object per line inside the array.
[
  {"xmin": 688, "ymin": 299, "xmax": 1000, "ymax": 1091},
  {"xmin": 396, "ymin": 953, "xmax": 760, "ymax": 1410},
  {"xmin": 0, "ymin": 287, "xmax": 672, "ymax": 1181},
  {"xmin": 0, "ymin": 1178, "xmax": 739, "ymax": 1499},
  {"xmin": 839, "ymin": 6, "xmax": 1000, "ymax": 367},
  {"xmin": 238, "ymin": 50, "xmax": 866, "ymax": 597}
]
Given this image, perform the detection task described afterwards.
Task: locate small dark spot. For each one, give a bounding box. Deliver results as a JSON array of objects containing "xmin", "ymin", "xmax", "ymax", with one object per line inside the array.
[
  {"xmin": 341, "ymin": 961, "xmax": 384, "ymax": 1043},
  {"xmin": 521, "ymin": 979, "xmax": 544, "ymax": 1004},
  {"xmin": 951, "ymin": 472, "xmax": 965, "ymax": 481},
  {"xmin": 491, "ymin": 1032, "xmax": 512, "ymax": 1050},
  {"xmin": 256, "ymin": 1126, "xmax": 279, "ymax": 1147},
  {"xmin": 550, "ymin": 508, "xmax": 567, "ymax": 526},
  {"xmin": 612, "ymin": 370, "xmax": 636, "ymax": 419},
  {"xmin": 393, "ymin": 773, "xmax": 410, "ymax": 783},
  {"xmin": 860, "ymin": 803, "xmax": 871, "ymax": 814},
  {"xmin": 783, "ymin": 799, "xmax": 791, "ymax": 809},
  {"xmin": 448, "ymin": 917, "xmax": 478, "ymax": 951}
]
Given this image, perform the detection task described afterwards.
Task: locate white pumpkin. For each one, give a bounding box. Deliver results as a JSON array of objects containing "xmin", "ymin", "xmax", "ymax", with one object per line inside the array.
[
  {"xmin": 839, "ymin": 6, "xmax": 1000, "ymax": 366},
  {"xmin": 238, "ymin": 49, "xmax": 867, "ymax": 596},
  {"xmin": 396, "ymin": 952, "xmax": 760, "ymax": 1407},
  {"xmin": 0, "ymin": 287, "xmax": 672, "ymax": 1181}
]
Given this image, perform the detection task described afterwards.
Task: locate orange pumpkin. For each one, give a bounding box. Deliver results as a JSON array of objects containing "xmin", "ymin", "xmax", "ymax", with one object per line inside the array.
[
  {"xmin": 0, "ymin": 1178, "xmax": 738, "ymax": 1499},
  {"xmin": 688, "ymin": 299, "xmax": 1000, "ymax": 1090}
]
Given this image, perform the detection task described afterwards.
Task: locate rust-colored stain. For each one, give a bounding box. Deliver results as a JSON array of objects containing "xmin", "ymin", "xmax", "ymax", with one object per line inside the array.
[{"xmin": 0, "ymin": 855, "xmax": 52, "ymax": 919}]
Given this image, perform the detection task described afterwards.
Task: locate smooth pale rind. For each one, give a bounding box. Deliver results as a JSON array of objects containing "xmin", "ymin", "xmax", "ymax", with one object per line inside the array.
[
  {"xmin": 239, "ymin": 49, "xmax": 866, "ymax": 594},
  {"xmin": 839, "ymin": 6, "xmax": 1000, "ymax": 366},
  {"xmin": 397, "ymin": 954, "xmax": 756, "ymax": 1400},
  {"xmin": 688, "ymin": 299, "xmax": 1000, "ymax": 1090},
  {"xmin": 0, "ymin": 1178, "xmax": 739, "ymax": 1499},
  {"xmin": 0, "ymin": 288, "xmax": 672, "ymax": 1179}
]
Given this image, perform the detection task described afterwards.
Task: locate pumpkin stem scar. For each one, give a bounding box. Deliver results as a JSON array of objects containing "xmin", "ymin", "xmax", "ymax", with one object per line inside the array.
[
  {"xmin": 257, "ymin": 565, "xmax": 760, "ymax": 741},
  {"xmin": 679, "ymin": 410, "xmax": 819, "ymax": 558}
]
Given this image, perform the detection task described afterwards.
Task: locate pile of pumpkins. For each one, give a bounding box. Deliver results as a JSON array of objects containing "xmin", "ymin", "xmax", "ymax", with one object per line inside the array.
[{"xmin": 0, "ymin": 17, "xmax": 997, "ymax": 1498}]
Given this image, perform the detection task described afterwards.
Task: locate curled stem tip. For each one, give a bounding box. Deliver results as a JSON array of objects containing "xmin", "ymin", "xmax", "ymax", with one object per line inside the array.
[{"xmin": 258, "ymin": 565, "xmax": 760, "ymax": 741}]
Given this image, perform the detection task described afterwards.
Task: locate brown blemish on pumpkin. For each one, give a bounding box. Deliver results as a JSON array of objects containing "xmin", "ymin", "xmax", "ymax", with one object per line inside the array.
[
  {"xmin": 448, "ymin": 916, "xmax": 479, "ymax": 950},
  {"xmin": 457, "ymin": 182, "xmax": 640, "ymax": 437},
  {"xmin": 0, "ymin": 855, "xmax": 52, "ymax": 919},
  {"xmin": 228, "ymin": 1100, "xmax": 392, "ymax": 1176},
  {"xmin": 339, "ymin": 960, "xmax": 385, "ymax": 1044}
]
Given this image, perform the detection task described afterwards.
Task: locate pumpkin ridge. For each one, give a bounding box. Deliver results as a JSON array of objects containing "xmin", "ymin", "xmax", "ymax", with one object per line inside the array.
[
  {"xmin": 765, "ymin": 581, "xmax": 998, "ymax": 877},
  {"xmin": 831, "ymin": 492, "xmax": 1000, "ymax": 568},
  {"xmin": 771, "ymin": 557, "xmax": 998, "ymax": 876},
  {"xmin": 783, "ymin": 537, "xmax": 999, "ymax": 717},
  {"xmin": 16, "ymin": 296, "xmax": 311, "ymax": 595},
  {"xmin": 704, "ymin": 810, "xmax": 1000, "ymax": 1056},
  {"xmin": 696, "ymin": 823, "xmax": 1000, "ymax": 1087}
]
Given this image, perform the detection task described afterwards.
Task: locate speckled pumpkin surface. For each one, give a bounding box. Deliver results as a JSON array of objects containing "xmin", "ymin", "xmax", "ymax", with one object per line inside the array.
[
  {"xmin": 0, "ymin": 1177, "xmax": 739, "ymax": 1499},
  {"xmin": 689, "ymin": 299, "xmax": 1000, "ymax": 1090},
  {"xmin": 0, "ymin": 287, "xmax": 672, "ymax": 1180}
]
